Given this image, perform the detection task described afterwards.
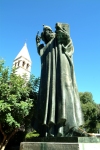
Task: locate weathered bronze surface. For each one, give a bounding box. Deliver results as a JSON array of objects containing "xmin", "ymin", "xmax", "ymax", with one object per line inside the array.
[{"xmin": 35, "ymin": 23, "xmax": 84, "ymax": 137}]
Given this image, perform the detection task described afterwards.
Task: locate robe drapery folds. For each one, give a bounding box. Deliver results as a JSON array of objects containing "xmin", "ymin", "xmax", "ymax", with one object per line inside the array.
[{"xmin": 37, "ymin": 24, "xmax": 84, "ymax": 135}]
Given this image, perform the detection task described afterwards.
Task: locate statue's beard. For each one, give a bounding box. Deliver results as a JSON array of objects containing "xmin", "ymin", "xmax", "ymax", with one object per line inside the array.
[{"xmin": 44, "ymin": 32, "xmax": 55, "ymax": 43}]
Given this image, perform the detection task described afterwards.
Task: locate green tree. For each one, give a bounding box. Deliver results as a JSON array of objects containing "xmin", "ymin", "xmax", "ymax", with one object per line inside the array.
[
  {"xmin": 0, "ymin": 60, "xmax": 39, "ymax": 150},
  {"xmin": 96, "ymin": 104, "xmax": 100, "ymax": 131},
  {"xmin": 79, "ymin": 92, "xmax": 99, "ymax": 133}
]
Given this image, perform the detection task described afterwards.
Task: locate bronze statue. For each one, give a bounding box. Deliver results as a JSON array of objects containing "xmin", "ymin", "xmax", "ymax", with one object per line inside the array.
[{"xmin": 35, "ymin": 23, "xmax": 89, "ymax": 137}]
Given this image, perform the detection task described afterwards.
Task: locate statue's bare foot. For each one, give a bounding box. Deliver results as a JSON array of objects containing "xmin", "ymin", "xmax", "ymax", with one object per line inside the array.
[{"xmin": 66, "ymin": 127, "xmax": 96, "ymax": 137}]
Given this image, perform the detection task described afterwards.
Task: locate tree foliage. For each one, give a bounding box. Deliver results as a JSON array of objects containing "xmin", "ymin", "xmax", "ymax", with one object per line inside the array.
[
  {"xmin": 25, "ymin": 130, "xmax": 39, "ymax": 141},
  {"xmin": 79, "ymin": 92, "xmax": 100, "ymax": 133},
  {"xmin": 0, "ymin": 60, "xmax": 39, "ymax": 150}
]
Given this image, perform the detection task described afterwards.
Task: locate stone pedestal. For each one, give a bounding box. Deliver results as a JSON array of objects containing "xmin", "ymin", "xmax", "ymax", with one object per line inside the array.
[{"xmin": 20, "ymin": 137, "xmax": 100, "ymax": 150}]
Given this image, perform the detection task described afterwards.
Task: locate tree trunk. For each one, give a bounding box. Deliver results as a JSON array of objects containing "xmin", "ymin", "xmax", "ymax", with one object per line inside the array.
[
  {"xmin": 1, "ymin": 145, "xmax": 6, "ymax": 150},
  {"xmin": 0, "ymin": 137, "xmax": 6, "ymax": 150},
  {"xmin": 0, "ymin": 128, "xmax": 18, "ymax": 150},
  {"xmin": 0, "ymin": 124, "xmax": 6, "ymax": 150}
]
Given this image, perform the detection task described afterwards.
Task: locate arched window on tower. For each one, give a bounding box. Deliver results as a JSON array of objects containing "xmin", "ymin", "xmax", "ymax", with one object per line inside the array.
[
  {"xmin": 15, "ymin": 62, "xmax": 17, "ymax": 67},
  {"xmin": 26, "ymin": 63, "xmax": 29, "ymax": 70},
  {"xmin": 18, "ymin": 61, "xmax": 20, "ymax": 67},
  {"xmin": 22, "ymin": 61, "xmax": 25, "ymax": 67}
]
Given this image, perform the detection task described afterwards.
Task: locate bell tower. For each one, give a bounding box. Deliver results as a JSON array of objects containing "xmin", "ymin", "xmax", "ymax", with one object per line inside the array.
[{"xmin": 13, "ymin": 43, "xmax": 32, "ymax": 80}]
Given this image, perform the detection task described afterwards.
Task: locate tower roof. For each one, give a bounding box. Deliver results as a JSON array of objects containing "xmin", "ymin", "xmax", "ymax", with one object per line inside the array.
[{"xmin": 14, "ymin": 43, "xmax": 32, "ymax": 62}]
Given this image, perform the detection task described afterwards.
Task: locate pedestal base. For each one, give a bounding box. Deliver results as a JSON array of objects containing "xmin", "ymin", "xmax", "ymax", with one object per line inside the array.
[{"xmin": 20, "ymin": 137, "xmax": 100, "ymax": 150}]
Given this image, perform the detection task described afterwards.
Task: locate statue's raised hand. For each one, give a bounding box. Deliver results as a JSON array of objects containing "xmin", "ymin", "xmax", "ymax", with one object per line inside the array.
[{"xmin": 36, "ymin": 31, "xmax": 41, "ymax": 44}]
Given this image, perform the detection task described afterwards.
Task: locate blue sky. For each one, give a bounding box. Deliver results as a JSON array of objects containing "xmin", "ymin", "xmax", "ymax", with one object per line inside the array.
[{"xmin": 0, "ymin": 0, "xmax": 100, "ymax": 104}]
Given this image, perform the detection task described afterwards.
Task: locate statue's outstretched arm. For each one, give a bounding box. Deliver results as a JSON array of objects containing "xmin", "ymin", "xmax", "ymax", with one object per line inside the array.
[{"xmin": 36, "ymin": 32, "xmax": 44, "ymax": 55}]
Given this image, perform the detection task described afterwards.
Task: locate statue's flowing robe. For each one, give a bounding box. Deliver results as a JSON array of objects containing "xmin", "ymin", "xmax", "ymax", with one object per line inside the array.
[{"xmin": 36, "ymin": 36, "xmax": 84, "ymax": 136}]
